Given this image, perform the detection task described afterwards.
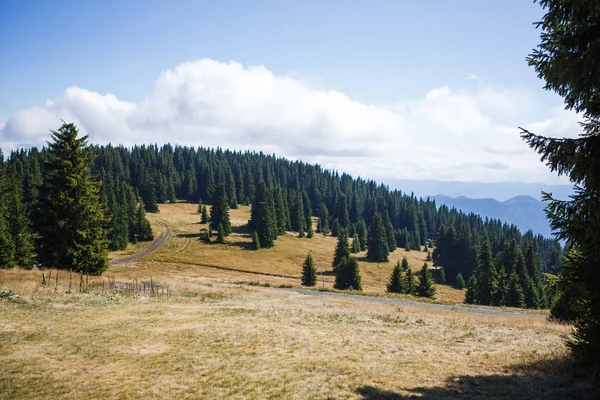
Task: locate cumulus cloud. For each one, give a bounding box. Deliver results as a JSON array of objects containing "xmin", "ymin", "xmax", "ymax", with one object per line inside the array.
[{"xmin": 0, "ymin": 58, "xmax": 583, "ymax": 183}]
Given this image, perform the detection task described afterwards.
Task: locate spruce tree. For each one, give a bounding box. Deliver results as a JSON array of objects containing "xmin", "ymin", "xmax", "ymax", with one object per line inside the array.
[
  {"xmin": 417, "ymin": 263, "xmax": 436, "ymax": 299},
  {"xmin": 200, "ymin": 205, "xmax": 209, "ymax": 224},
  {"xmin": 301, "ymin": 251, "xmax": 317, "ymax": 287},
  {"xmin": 465, "ymin": 275, "xmax": 478, "ymax": 304},
  {"xmin": 521, "ymin": 0, "xmax": 600, "ymax": 366},
  {"xmin": 318, "ymin": 205, "xmax": 330, "ymax": 234},
  {"xmin": 334, "ymin": 256, "xmax": 362, "ymax": 290},
  {"xmin": 216, "ymin": 223, "xmax": 226, "ymax": 244},
  {"xmin": 455, "ymin": 273, "xmax": 465, "ymax": 290},
  {"xmin": 332, "ymin": 229, "xmax": 350, "ymax": 273},
  {"xmin": 249, "ymin": 181, "xmax": 276, "ymax": 248},
  {"xmin": 367, "ymin": 213, "xmax": 389, "ymax": 262},
  {"xmin": 506, "ymin": 271, "xmax": 526, "ymax": 309},
  {"xmin": 387, "ymin": 261, "xmax": 405, "ymax": 294},
  {"xmin": 384, "ymin": 211, "xmax": 397, "ymax": 252},
  {"xmin": 405, "ymin": 267, "xmax": 416, "ymax": 295},
  {"xmin": 33, "ymin": 123, "xmax": 109, "ymax": 274},
  {"xmin": 0, "ymin": 211, "xmax": 15, "ymax": 267},
  {"xmin": 210, "ymin": 183, "xmax": 232, "ymax": 235},
  {"xmin": 6, "ymin": 181, "xmax": 34, "ymax": 267},
  {"xmin": 438, "ymin": 266, "xmax": 446, "ymax": 284},
  {"xmin": 197, "ymin": 199, "xmax": 203, "ymax": 214},
  {"xmin": 351, "ymin": 234, "xmax": 361, "ymax": 253},
  {"xmin": 251, "ymin": 231, "xmax": 261, "ymax": 250},
  {"xmin": 135, "ymin": 203, "xmax": 154, "ymax": 241},
  {"xmin": 307, "ymin": 224, "xmax": 314, "ymax": 238},
  {"xmin": 401, "ymin": 256, "xmax": 410, "ymax": 271},
  {"xmin": 473, "ymin": 239, "xmax": 498, "ymax": 306},
  {"xmin": 357, "ymin": 219, "xmax": 368, "ymax": 251}
]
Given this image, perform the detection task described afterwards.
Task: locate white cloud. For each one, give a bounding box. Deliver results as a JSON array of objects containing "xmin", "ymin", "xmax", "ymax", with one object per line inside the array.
[
  {"xmin": 0, "ymin": 58, "xmax": 583, "ymax": 183},
  {"xmin": 466, "ymin": 73, "xmax": 480, "ymax": 81}
]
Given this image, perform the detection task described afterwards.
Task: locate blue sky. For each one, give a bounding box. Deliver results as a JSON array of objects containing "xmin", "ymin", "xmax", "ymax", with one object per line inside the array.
[{"xmin": 0, "ymin": 0, "xmax": 579, "ymax": 184}]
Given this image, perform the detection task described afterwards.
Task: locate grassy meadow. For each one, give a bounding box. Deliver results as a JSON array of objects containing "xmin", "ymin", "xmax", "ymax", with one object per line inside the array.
[{"xmin": 1, "ymin": 202, "xmax": 596, "ymax": 399}]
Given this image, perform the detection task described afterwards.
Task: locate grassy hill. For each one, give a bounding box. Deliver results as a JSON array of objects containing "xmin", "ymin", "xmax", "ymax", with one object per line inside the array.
[{"xmin": 1, "ymin": 202, "xmax": 596, "ymax": 399}]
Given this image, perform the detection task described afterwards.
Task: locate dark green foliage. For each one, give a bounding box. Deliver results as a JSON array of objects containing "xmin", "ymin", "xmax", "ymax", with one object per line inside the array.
[
  {"xmin": 417, "ymin": 263, "xmax": 436, "ymax": 299},
  {"xmin": 401, "ymin": 256, "xmax": 410, "ymax": 271},
  {"xmin": 210, "ymin": 183, "xmax": 232, "ymax": 235},
  {"xmin": 216, "ymin": 223, "xmax": 226, "ymax": 244},
  {"xmin": 425, "ymin": 249, "xmax": 432, "ymax": 262},
  {"xmin": 506, "ymin": 271, "xmax": 526, "ymax": 308},
  {"xmin": 455, "ymin": 273, "xmax": 465, "ymax": 290},
  {"xmin": 367, "ymin": 213, "xmax": 389, "ymax": 262},
  {"xmin": 405, "ymin": 267, "xmax": 416, "ymax": 295},
  {"xmin": 33, "ymin": 123, "xmax": 109, "ymax": 274},
  {"xmin": 465, "ymin": 275, "xmax": 478, "ymax": 304},
  {"xmin": 351, "ymin": 234, "xmax": 361, "ymax": 254},
  {"xmin": 330, "ymin": 219, "xmax": 341, "ymax": 237},
  {"xmin": 251, "ymin": 231, "xmax": 261, "ymax": 250},
  {"xmin": 438, "ymin": 266, "xmax": 446, "ymax": 284},
  {"xmin": 383, "ymin": 211, "xmax": 396, "ymax": 252},
  {"xmin": 301, "ymin": 251, "xmax": 317, "ymax": 287},
  {"xmin": 5, "ymin": 181, "xmax": 34, "ymax": 267},
  {"xmin": 135, "ymin": 204, "xmax": 154, "ymax": 241},
  {"xmin": 0, "ymin": 211, "xmax": 15, "ymax": 267},
  {"xmin": 197, "ymin": 199, "xmax": 203, "ymax": 214},
  {"xmin": 357, "ymin": 219, "xmax": 368, "ymax": 251},
  {"xmin": 318, "ymin": 205, "xmax": 329, "ymax": 234},
  {"xmin": 523, "ymin": 0, "xmax": 600, "ymax": 368},
  {"xmin": 249, "ymin": 181, "xmax": 277, "ymax": 248},
  {"xmin": 200, "ymin": 205, "xmax": 209, "ymax": 224},
  {"xmin": 466, "ymin": 239, "xmax": 498, "ymax": 306},
  {"xmin": 387, "ymin": 261, "xmax": 405, "ymax": 294},
  {"xmin": 334, "ymin": 256, "xmax": 362, "ymax": 290},
  {"xmin": 332, "ymin": 229, "xmax": 350, "ymax": 273}
]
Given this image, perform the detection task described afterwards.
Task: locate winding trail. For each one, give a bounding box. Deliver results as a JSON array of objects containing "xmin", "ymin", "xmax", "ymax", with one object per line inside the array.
[
  {"xmin": 110, "ymin": 214, "xmax": 548, "ymax": 319},
  {"xmin": 110, "ymin": 216, "xmax": 170, "ymax": 265}
]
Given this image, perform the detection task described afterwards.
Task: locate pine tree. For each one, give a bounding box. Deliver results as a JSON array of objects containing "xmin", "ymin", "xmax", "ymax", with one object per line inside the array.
[
  {"xmin": 506, "ymin": 271, "xmax": 526, "ymax": 308},
  {"xmin": 252, "ymin": 231, "xmax": 261, "ymax": 250},
  {"xmin": 455, "ymin": 273, "xmax": 465, "ymax": 290},
  {"xmin": 210, "ymin": 183, "xmax": 232, "ymax": 235},
  {"xmin": 6, "ymin": 181, "xmax": 34, "ymax": 267},
  {"xmin": 417, "ymin": 263, "xmax": 436, "ymax": 299},
  {"xmin": 197, "ymin": 199, "xmax": 203, "ymax": 214},
  {"xmin": 249, "ymin": 181, "xmax": 277, "ymax": 248},
  {"xmin": 332, "ymin": 229, "xmax": 350, "ymax": 273},
  {"xmin": 387, "ymin": 261, "xmax": 405, "ymax": 294},
  {"xmin": 405, "ymin": 267, "xmax": 416, "ymax": 295},
  {"xmin": 216, "ymin": 223, "xmax": 226, "ymax": 244},
  {"xmin": 135, "ymin": 203, "xmax": 154, "ymax": 241},
  {"xmin": 465, "ymin": 275, "xmax": 478, "ymax": 304},
  {"xmin": 334, "ymin": 256, "xmax": 362, "ymax": 290},
  {"xmin": 301, "ymin": 251, "xmax": 317, "ymax": 287},
  {"xmin": 307, "ymin": 224, "xmax": 314, "ymax": 238},
  {"xmin": 33, "ymin": 123, "xmax": 109, "ymax": 274},
  {"xmin": 318, "ymin": 205, "xmax": 329, "ymax": 234},
  {"xmin": 425, "ymin": 249, "xmax": 432, "ymax": 261},
  {"xmin": 438, "ymin": 266, "xmax": 446, "ymax": 284},
  {"xmin": 0, "ymin": 211, "xmax": 15, "ymax": 267},
  {"xmin": 472, "ymin": 239, "xmax": 498, "ymax": 306},
  {"xmin": 357, "ymin": 219, "xmax": 368, "ymax": 251},
  {"xmin": 367, "ymin": 213, "xmax": 389, "ymax": 262},
  {"xmin": 401, "ymin": 256, "xmax": 410, "ymax": 271},
  {"xmin": 384, "ymin": 211, "xmax": 397, "ymax": 252},
  {"xmin": 521, "ymin": 0, "xmax": 600, "ymax": 366},
  {"xmin": 330, "ymin": 219, "xmax": 341, "ymax": 237},
  {"xmin": 200, "ymin": 205, "xmax": 209, "ymax": 224},
  {"xmin": 351, "ymin": 234, "xmax": 361, "ymax": 253}
]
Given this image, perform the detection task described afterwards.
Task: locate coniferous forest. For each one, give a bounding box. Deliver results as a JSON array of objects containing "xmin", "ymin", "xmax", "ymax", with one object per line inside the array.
[{"xmin": 1, "ymin": 123, "xmax": 563, "ymax": 307}]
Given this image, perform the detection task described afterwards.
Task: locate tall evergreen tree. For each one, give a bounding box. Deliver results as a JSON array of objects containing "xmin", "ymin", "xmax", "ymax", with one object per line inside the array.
[
  {"xmin": 351, "ymin": 234, "xmax": 361, "ymax": 253},
  {"xmin": 367, "ymin": 213, "xmax": 389, "ymax": 262},
  {"xmin": 387, "ymin": 261, "xmax": 405, "ymax": 294},
  {"xmin": 33, "ymin": 123, "xmax": 109, "ymax": 274},
  {"xmin": 471, "ymin": 239, "xmax": 498, "ymax": 306},
  {"xmin": 521, "ymin": 0, "xmax": 600, "ymax": 367},
  {"xmin": 334, "ymin": 256, "xmax": 362, "ymax": 290},
  {"xmin": 417, "ymin": 263, "xmax": 436, "ymax": 299},
  {"xmin": 200, "ymin": 205, "xmax": 209, "ymax": 224},
  {"xmin": 332, "ymin": 229, "xmax": 350, "ymax": 273},
  {"xmin": 455, "ymin": 273, "xmax": 465, "ymax": 290},
  {"xmin": 405, "ymin": 267, "xmax": 416, "ymax": 295},
  {"xmin": 357, "ymin": 219, "xmax": 368, "ymax": 251},
  {"xmin": 216, "ymin": 223, "xmax": 226, "ymax": 244},
  {"xmin": 209, "ymin": 183, "xmax": 232, "ymax": 235},
  {"xmin": 301, "ymin": 251, "xmax": 317, "ymax": 287},
  {"xmin": 0, "ymin": 210, "xmax": 15, "ymax": 267},
  {"xmin": 249, "ymin": 181, "xmax": 277, "ymax": 248}
]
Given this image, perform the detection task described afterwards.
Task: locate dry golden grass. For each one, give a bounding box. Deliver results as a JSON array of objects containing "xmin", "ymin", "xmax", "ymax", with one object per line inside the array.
[
  {"xmin": 1, "ymin": 202, "xmax": 591, "ymax": 399},
  {"xmin": 148, "ymin": 203, "xmax": 466, "ymax": 303},
  {"xmin": 1, "ymin": 268, "xmax": 594, "ymax": 400}
]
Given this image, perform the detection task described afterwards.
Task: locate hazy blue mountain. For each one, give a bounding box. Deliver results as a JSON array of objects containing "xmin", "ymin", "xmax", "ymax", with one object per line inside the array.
[
  {"xmin": 429, "ymin": 194, "xmax": 554, "ymax": 238},
  {"xmin": 385, "ymin": 179, "xmax": 573, "ymax": 202}
]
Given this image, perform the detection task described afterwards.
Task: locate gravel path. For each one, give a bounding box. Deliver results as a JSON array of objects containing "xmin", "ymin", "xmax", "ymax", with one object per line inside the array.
[{"xmin": 110, "ymin": 216, "xmax": 170, "ymax": 265}]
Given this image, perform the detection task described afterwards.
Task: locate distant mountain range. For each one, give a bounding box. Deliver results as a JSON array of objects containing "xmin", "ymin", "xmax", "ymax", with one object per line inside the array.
[
  {"xmin": 385, "ymin": 179, "xmax": 573, "ymax": 202},
  {"xmin": 428, "ymin": 194, "xmax": 554, "ymax": 238}
]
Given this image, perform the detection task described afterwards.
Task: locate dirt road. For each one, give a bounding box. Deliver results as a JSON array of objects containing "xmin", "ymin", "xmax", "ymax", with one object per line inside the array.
[{"xmin": 110, "ymin": 216, "xmax": 170, "ymax": 265}]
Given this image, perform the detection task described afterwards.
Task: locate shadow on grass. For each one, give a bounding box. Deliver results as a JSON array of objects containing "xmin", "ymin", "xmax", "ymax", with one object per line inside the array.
[
  {"xmin": 177, "ymin": 233, "xmax": 203, "ymax": 238},
  {"xmin": 231, "ymin": 225, "xmax": 250, "ymax": 234},
  {"xmin": 355, "ymin": 355, "xmax": 597, "ymax": 400}
]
